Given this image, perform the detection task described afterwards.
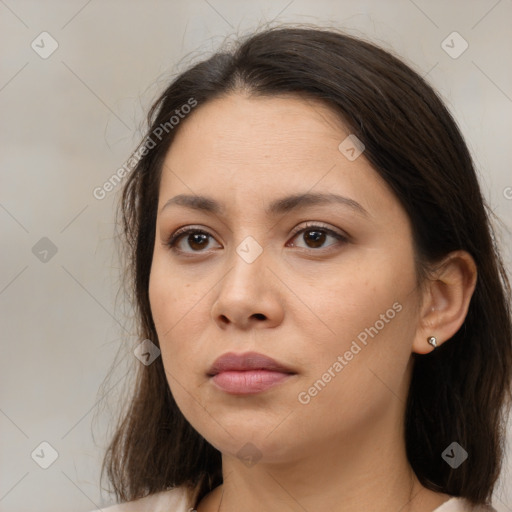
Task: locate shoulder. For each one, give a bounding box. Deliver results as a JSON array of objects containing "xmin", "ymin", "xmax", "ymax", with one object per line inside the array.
[
  {"xmin": 88, "ymin": 486, "xmax": 193, "ymax": 512},
  {"xmin": 434, "ymin": 497, "xmax": 497, "ymax": 512}
]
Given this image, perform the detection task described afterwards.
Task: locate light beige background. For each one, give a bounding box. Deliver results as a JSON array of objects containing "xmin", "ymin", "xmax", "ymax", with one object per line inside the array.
[{"xmin": 1, "ymin": 1, "xmax": 511, "ymax": 511}]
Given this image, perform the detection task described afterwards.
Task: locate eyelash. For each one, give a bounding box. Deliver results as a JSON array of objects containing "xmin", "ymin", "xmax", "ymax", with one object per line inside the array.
[{"xmin": 164, "ymin": 222, "xmax": 349, "ymax": 255}]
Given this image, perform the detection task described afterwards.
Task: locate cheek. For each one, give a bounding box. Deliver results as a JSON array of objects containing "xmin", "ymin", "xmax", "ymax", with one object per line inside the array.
[
  {"xmin": 148, "ymin": 258, "xmax": 202, "ymax": 368},
  {"xmin": 312, "ymin": 249, "xmax": 416, "ymax": 342},
  {"xmin": 149, "ymin": 252, "xmax": 204, "ymax": 328},
  {"xmin": 299, "ymin": 249, "xmax": 419, "ymax": 400},
  {"xmin": 292, "ymin": 301, "xmax": 418, "ymax": 450}
]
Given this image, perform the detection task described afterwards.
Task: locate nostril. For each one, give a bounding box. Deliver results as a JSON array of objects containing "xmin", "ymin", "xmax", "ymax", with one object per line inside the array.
[{"xmin": 252, "ymin": 313, "xmax": 266, "ymax": 320}]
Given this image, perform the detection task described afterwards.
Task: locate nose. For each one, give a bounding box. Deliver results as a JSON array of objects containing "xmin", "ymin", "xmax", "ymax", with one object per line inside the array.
[{"xmin": 211, "ymin": 248, "xmax": 285, "ymax": 330}]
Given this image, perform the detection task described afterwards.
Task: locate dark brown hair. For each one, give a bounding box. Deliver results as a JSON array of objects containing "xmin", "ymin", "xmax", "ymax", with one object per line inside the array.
[{"xmin": 101, "ymin": 26, "xmax": 512, "ymax": 507}]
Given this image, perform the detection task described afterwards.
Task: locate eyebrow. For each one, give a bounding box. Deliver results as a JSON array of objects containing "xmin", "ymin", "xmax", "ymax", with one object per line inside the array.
[{"xmin": 159, "ymin": 192, "xmax": 369, "ymax": 217}]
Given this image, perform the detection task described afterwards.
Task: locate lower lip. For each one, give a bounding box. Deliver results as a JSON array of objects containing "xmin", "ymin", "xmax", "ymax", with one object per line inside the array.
[{"xmin": 210, "ymin": 370, "xmax": 293, "ymax": 394}]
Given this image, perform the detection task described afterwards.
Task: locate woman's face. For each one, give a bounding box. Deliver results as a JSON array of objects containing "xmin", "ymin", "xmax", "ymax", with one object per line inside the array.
[{"xmin": 149, "ymin": 93, "xmax": 424, "ymax": 463}]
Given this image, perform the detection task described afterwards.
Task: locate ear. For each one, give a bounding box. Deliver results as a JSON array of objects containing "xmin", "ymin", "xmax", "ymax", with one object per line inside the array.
[{"xmin": 412, "ymin": 250, "xmax": 477, "ymax": 354}]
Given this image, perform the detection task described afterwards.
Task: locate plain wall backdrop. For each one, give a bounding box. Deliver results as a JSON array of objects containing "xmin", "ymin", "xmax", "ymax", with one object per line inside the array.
[{"xmin": 1, "ymin": 1, "xmax": 511, "ymax": 511}]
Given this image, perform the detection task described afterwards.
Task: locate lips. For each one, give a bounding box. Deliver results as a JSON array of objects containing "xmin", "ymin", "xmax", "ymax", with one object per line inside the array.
[
  {"xmin": 207, "ymin": 351, "xmax": 295, "ymax": 376},
  {"xmin": 207, "ymin": 351, "xmax": 296, "ymax": 395}
]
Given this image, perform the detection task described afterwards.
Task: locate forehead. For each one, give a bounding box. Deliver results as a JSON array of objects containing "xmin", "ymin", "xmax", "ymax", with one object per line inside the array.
[
  {"xmin": 157, "ymin": 93, "xmax": 404, "ymax": 227},
  {"xmin": 167, "ymin": 93, "xmax": 348, "ymax": 163},
  {"xmin": 161, "ymin": 94, "xmax": 352, "ymax": 178}
]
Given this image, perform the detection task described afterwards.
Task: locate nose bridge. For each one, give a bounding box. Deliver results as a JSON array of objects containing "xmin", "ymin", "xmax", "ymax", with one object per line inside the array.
[
  {"xmin": 224, "ymin": 235, "xmax": 268, "ymax": 294},
  {"xmin": 211, "ymin": 234, "xmax": 284, "ymax": 328}
]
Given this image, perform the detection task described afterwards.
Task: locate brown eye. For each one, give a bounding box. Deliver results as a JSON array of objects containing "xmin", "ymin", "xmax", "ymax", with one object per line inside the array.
[
  {"xmin": 166, "ymin": 228, "xmax": 221, "ymax": 253},
  {"xmin": 302, "ymin": 229, "xmax": 327, "ymax": 248},
  {"xmin": 185, "ymin": 232, "xmax": 210, "ymax": 251},
  {"xmin": 288, "ymin": 224, "xmax": 348, "ymax": 250}
]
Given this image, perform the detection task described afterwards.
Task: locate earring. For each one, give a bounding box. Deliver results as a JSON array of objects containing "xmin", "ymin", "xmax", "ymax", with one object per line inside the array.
[{"xmin": 427, "ymin": 336, "xmax": 437, "ymax": 349}]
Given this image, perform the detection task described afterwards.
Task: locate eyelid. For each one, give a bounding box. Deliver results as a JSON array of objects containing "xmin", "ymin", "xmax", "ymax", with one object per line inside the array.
[{"xmin": 288, "ymin": 221, "xmax": 349, "ymax": 241}]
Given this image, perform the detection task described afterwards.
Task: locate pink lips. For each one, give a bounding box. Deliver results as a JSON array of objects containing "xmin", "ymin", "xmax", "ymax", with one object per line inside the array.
[{"xmin": 207, "ymin": 351, "xmax": 296, "ymax": 395}]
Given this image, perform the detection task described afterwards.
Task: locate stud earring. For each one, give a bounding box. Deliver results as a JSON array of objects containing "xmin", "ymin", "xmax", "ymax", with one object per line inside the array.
[{"xmin": 427, "ymin": 336, "xmax": 437, "ymax": 349}]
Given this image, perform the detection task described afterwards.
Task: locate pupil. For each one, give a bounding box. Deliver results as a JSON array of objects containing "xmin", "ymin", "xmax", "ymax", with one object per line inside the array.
[
  {"xmin": 305, "ymin": 230, "xmax": 325, "ymax": 248},
  {"xmin": 189, "ymin": 233, "xmax": 208, "ymax": 250}
]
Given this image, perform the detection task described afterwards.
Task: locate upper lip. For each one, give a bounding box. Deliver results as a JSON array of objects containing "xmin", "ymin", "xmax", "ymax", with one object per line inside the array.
[{"xmin": 207, "ymin": 351, "xmax": 296, "ymax": 376}]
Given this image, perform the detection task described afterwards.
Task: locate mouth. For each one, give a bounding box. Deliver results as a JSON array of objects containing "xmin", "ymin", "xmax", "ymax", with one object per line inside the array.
[{"xmin": 207, "ymin": 351, "xmax": 296, "ymax": 395}]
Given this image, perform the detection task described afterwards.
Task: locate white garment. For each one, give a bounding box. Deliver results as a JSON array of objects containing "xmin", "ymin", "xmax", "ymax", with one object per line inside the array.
[
  {"xmin": 90, "ymin": 487, "xmax": 189, "ymax": 512},
  {"xmin": 89, "ymin": 487, "xmax": 497, "ymax": 512}
]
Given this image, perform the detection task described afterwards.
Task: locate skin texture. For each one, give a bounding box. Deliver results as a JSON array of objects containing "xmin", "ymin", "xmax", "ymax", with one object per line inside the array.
[{"xmin": 148, "ymin": 93, "xmax": 477, "ymax": 512}]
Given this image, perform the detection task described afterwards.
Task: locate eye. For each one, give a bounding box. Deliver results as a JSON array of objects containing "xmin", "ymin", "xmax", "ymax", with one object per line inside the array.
[
  {"xmin": 287, "ymin": 222, "xmax": 348, "ymax": 250},
  {"xmin": 165, "ymin": 226, "xmax": 221, "ymax": 254},
  {"xmin": 164, "ymin": 222, "xmax": 348, "ymax": 256}
]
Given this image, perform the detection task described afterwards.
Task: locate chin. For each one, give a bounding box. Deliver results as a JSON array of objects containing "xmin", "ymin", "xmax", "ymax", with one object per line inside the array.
[{"xmin": 189, "ymin": 413, "xmax": 296, "ymax": 463}]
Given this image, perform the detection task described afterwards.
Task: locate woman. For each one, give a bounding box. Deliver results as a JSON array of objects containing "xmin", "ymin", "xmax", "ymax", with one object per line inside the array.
[{"xmin": 92, "ymin": 26, "xmax": 511, "ymax": 512}]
